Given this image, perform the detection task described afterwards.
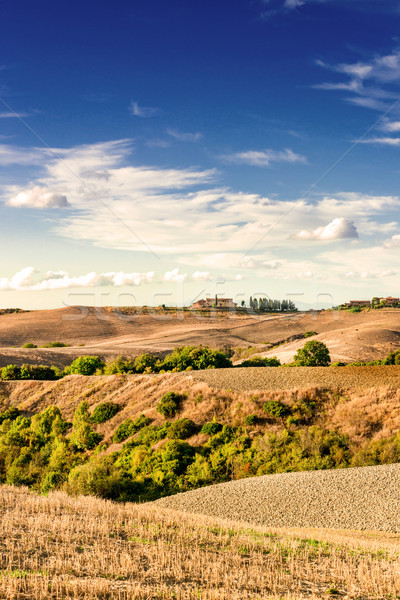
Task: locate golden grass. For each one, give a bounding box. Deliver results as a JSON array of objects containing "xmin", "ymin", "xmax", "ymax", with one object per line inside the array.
[
  {"xmin": 0, "ymin": 485, "xmax": 399, "ymax": 599},
  {"xmin": 2, "ymin": 371, "xmax": 400, "ymax": 448}
]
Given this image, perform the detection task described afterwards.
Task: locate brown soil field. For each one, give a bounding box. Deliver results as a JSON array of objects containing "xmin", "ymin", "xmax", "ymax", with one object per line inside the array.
[
  {"xmin": 188, "ymin": 365, "xmax": 400, "ymax": 392},
  {"xmin": 0, "ymin": 485, "xmax": 399, "ymax": 599},
  {"xmin": 0, "ymin": 305, "xmax": 400, "ymax": 367}
]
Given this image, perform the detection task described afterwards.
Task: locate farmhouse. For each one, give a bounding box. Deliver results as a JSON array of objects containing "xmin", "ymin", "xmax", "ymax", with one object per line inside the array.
[
  {"xmin": 191, "ymin": 297, "xmax": 237, "ymax": 309},
  {"xmin": 380, "ymin": 296, "xmax": 400, "ymax": 306},
  {"xmin": 349, "ymin": 300, "xmax": 371, "ymax": 307}
]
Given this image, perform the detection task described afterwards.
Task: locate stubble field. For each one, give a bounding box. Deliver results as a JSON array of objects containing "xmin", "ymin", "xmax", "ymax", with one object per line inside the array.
[{"xmin": 0, "ymin": 486, "xmax": 399, "ymax": 600}]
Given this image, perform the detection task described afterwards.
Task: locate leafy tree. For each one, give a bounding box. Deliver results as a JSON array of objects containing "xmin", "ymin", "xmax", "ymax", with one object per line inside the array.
[
  {"xmin": 66, "ymin": 356, "xmax": 105, "ymax": 376},
  {"xmin": 293, "ymin": 340, "xmax": 331, "ymax": 367},
  {"xmin": 134, "ymin": 353, "xmax": 157, "ymax": 373},
  {"xmin": 71, "ymin": 402, "xmax": 103, "ymax": 450},
  {"xmin": 104, "ymin": 356, "xmax": 135, "ymax": 375}
]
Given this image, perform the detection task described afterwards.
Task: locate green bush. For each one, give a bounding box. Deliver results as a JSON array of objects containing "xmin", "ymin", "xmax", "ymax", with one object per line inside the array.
[
  {"xmin": 1, "ymin": 364, "xmax": 59, "ymax": 380},
  {"xmin": 104, "ymin": 356, "xmax": 135, "ymax": 375},
  {"xmin": 71, "ymin": 402, "xmax": 103, "ymax": 450},
  {"xmin": 20, "ymin": 364, "xmax": 60, "ymax": 380},
  {"xmin": 112, "ymin": 414, "xmax": 152, "ymax": 443},
  {"xmin": 167, "ymin": 418, "xmax": 197, "ymax": 439},
  {"xmin": 0, "ymin": 407, "xmax": 20, "ymax": 424},
  {"xmin": 293, "ymin": 341, "xmax": 331, "ymax": 367},
  {"xmin": 244, "ymin": 414, "xmax": 259, "ymax": 426},
  {"xmin": 201, "ymin": 421, "xmax": 223, "ymax": 435},
  {"xmin": 1, "ymin": 365, "xmax": 22, "ymax": 380},
  {"xmin": 304, "ymin": 331, "xmax": 317, "ymax": 338},
  {"xmin": 22, "ymin": 343, "xmax": 37, "ymax": 348},
  {"xmin": 66, "ymin": 356, "xmax": 105, "ymax": 376},
  {"xmin": 134, "ymin": 353, "xmax": 158, "ymax": 373},
  {"xmin": 157, "ymin": 392, "xmax": 182, "ymax": 418},
  {"xmin": 40, "ymin": 342, "xmax": 70, "ymax": 348},
  {"xmin": 67, "ymin": 459, "xmax": 129, "ymax": 500},
  {"xmin": 159, "ymin": 346, "xmax": 232, "ymax": 372},
  {"xmin": 263, "ymin": 400, "xmax": 290, "ymax": 419},
  {"xmin": 241, "ymin": 356, "xmax": 280, "ymax": 367},
  {"xmin": 91, "ymin": 402, "xmax": 120, "ymax": 424}
]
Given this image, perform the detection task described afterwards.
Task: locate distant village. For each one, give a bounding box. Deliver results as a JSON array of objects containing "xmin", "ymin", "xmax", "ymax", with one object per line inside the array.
[
  {"xmin": 339, "ymin": 296, "xmax": 400, "ymax": 309},
  {"xmin": 191, "ymin": 296, "xmax": 297, "ymax": 312}
]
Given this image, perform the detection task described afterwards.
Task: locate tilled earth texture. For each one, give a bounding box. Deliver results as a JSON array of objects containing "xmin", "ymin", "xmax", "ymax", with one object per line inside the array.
[{"xmin": 155, "ymin": 463, "xmax": 400, "ymax": 532}]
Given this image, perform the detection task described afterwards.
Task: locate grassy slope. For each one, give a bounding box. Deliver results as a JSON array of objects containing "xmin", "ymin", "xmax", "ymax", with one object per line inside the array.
[
  {"xmin": 1, "ymin": 369, "xmax": 400, "ymax": 457},
  {"xmin": 0, "ymin": 485, "xmax": 399, "ymax": 600}
]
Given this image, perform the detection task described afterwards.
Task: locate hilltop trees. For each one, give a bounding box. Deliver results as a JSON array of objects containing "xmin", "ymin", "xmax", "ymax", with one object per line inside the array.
[{"xmin": 249, "ymin": 297, "xmax": 297, "ymax": 312}]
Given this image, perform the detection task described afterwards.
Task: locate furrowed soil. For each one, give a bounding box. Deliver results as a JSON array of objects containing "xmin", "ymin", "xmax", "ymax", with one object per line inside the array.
[
  {"xmin": 1, "ymin": 305, "xmax": 400, "ymax": 367},
  {"xmin": 0, "ymin": 486, "xmax": 399, "ymax": 599},
  {"xmin": 188, "ymin": 365, "xmax": 400, "ymax": 391}
]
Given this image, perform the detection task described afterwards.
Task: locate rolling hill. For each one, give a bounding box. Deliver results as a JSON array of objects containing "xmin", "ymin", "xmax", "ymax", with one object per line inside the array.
[{"xmin": 0, "ymin": 306, "xmax": 400, "ymax": 367}]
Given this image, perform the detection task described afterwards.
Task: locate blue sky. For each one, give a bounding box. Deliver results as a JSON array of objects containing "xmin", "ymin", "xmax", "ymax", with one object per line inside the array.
[{"xmin": 1, "ymin": 0, "xmax": 400, "ymax": 309}]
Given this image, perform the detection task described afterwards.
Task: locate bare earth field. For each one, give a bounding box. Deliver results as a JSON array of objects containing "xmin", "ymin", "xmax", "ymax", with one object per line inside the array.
[
  {"xmin": 1, "ymin": 306, "xmax": 400, "ymax": 367},
  {"xmin": 188, "ymin": 365, "xmax": 400, "ymax": 391},
  {"xmin": 0, "ymin": 486, "xmax": 399, "ymax": 600}
]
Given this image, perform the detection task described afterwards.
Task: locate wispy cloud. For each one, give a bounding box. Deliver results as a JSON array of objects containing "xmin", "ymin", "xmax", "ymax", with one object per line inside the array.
[
  {"xmin": 129, "ymin": 101, "xmax": 160, "ymax": 118},
  {"xmin": 167, "ymin": 129, "xmax": 203, "ymax": 142},
  {"xmin": 0, "ymin": 111, "xmax": 29, "ymax": 119},
  {"xmin": 3, "ymin": 140, "xmax": 400, "ymax": 284},
  {"xmin": 315, "ymin": 50, "xmax": 400, "ymax": 112},
  {"xmin": 261, "ymin": 0, "xmax": 399, "ymax": 18},
  {"xmin": 221, "ymin": 148, "xmax": 307, "ymax": 167},
  {"xmin": 358, "ymin": 137, "xmax": 400, "ymax": 146}
]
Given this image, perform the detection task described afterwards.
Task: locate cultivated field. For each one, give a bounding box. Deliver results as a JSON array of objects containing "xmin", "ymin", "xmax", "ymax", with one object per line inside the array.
[
  {"xmin": 156, "ymin": 463, "xmax": 400, "ymax": 532},
  {"xmin": 0, "ymin": 486, "xmax": 399, "ymax": 600},
  {"xmin": 1, "ymin": 305, "xmax": 400, "ymax": 367},
  {"xmin": 189, "ymin": 365, "xmax": 400, "ymax": 391}
]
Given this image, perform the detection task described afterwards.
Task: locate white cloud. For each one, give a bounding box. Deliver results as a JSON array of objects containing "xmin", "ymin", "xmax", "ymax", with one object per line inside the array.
[
  {"xmin": 295, "ymin": 218, "xmax": 358, "ymax": 241},
  {"xmin": 358, "ymin": 137, "xmax": 400, "ymax": 146},
  {"xmin": 345, "ymin": 269, "xmax": 396, "ymax": 279},
  {"xmin": 380, "ymin": 119, "xmax": 400, "ymax": 133},
  {"xmin": 222, "ymin": 148, "xmax": 306, "ymax": 167},
  {"xmin": 130, "ymin": 101, "xmax": 160, "ymax": 118},
  {"xmin": 192, "ymin": 271, "xmax": 214, "ymax": 281},
  {"xmin": 384, "ymin": 233, "xmax": 400, "ymax": 248},
  {"xmin": 240, "ymin": 258, "xmax": 281, "ymax": 270},
  {"xmin": 7, "ymin": 186, "xmax": 69, "ymax": 209},
  {"xmin": 164, "ymin": 268, "xmax": 188, "ymax": 283},
  {"xmin": 167, "ymin": 129, "xmax": 203, "ymax": 142},
  {"xmin": 2, "ymin": 140, "xmax": 400, "ymax": 286},
  {"xmin": 0, "ymin": 268, "xmax": 155, "ymax": 292}
]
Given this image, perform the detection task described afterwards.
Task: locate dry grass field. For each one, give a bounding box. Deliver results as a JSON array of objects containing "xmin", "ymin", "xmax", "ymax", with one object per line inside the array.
[
  {"xmin": 0, "ymin": 485, "xmax": 399, "ymax": 600},
  {"xmin": 1, "ymin": 305, "xmax": 400, "ymax": 367}
]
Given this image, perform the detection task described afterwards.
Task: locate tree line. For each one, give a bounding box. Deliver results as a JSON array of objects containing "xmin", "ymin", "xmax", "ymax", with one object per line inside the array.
[{"xmin": 248, "ymin": 297, "xmax": 297, "ymax": 312}]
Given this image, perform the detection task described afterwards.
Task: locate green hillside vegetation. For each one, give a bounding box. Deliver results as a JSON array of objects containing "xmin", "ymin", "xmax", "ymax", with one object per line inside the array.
[{"xmin": 0, "ymin": 370, "xmax": 399, "ymax": 503}]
